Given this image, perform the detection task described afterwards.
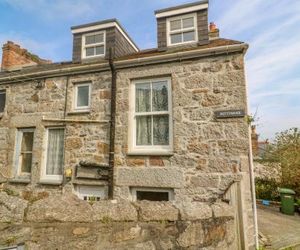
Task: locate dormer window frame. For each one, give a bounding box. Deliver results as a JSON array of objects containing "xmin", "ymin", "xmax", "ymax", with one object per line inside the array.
[
  {"xmin": 166, "ymin": 13, "xmax": 198, "ymax": 47},
  {"xmin": 81, "ymin": 30, "xmax": 106, "ymax": 59}
]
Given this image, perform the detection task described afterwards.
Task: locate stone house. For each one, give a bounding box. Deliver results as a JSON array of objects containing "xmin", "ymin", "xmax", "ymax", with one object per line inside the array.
[{"xmin": 0, "ymin": 1, "xmax": 256, "ymax": 249}]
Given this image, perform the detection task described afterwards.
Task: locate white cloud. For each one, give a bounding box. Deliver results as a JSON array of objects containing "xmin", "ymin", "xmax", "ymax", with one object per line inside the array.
[
  {"xmin": 215, "ymin": 0, "xmax": 300, "ymax": 139},
  {"xmin": 216, "ymin": 0, "xmax": 300, "ymax": 37},
  {"xmin": 3, "ymin": 0, "xmax": 103, "ymax": 21}
]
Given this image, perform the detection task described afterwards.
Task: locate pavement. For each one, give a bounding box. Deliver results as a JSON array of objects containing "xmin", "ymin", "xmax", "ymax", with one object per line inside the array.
[{"xmin": 257, "ymin": 204, "xmax": 300, "ymax": 249}]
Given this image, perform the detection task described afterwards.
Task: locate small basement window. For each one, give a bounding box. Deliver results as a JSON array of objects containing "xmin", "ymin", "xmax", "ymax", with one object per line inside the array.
[
  {"xmin": 0, "ymin": 89, "xmax": 6, "ymax": 112},
  {"xmin": 131, "ymin": 187, "xmax": 174, "ymax": 201},
  {"xmin": 0, "ymin": 244, "xmax": 25, "ymax": 250},
  {"xmin": 75, "ymin": 185, "xmax": 107, "ymax": 201},
  {"xmin": 82, "ymin": 31, "xmax": 105, "ymax": 58}
]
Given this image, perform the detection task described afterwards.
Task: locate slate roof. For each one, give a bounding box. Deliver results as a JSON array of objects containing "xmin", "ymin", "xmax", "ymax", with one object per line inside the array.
[
  {"xmin": 155, "ymin": 0, "xmax": 208, "ymax": 14},
  {"xmin": 0, "ymin": 38, "xmax": 244, "ymax": 79}
]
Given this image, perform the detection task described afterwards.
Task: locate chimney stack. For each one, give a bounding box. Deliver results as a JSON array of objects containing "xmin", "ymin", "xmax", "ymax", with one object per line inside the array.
[
  {"xmin": 209, "ymin": 22, "xmax": 219, "ymax": 40},
  {"xmin": 1, "ymin": 41, "xmax": 51, "ymax": 72},
  {"xmin": 251, "ymin": 125, "xmax": 259, "ymax": 156}
]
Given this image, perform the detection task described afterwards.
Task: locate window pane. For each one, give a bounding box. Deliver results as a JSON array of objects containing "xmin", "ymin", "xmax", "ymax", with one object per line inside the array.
[
  {"xmin": 137, "ymin": 191, "xmax": 169, "ymax": 201},
  {"xmin": 183, "ymin": 17, "xmax": 194, "ymax": 29},
  {"xmin": 77, "ymin": 85, "xmax": 89, "ymax": 107},
  {"xmin": 46, "ymin": 129, "xmax": 64, "ymax": 175},
  {"xmin": 94, "ymin": 33, "xmax": 104, "ymax": 43},
  {"xmin": 85, "ymin": 35, "xmax": 95, "ymax": 45},
  {"xmin": 21, "ymin": 132, "xmax": 34, "ymax": 152},
  {"xmin": 183, "ymin": 31, "xmax": 195, "ymax": 42},
  {"xmin": 86, "ymin": 47, "xmax": 94, "ymax": 57},
  {"xmin": 135, "ymin": 83, "xmax": 151, "ymax": 112},
  {"xmin": 21, "ymin": 153, "xmax": 32, "ymax": 173},
  {"xmin": 136, "ymin": 116, "xmax": 151, "ymax": 145},
  {"xmin": 152, "ymin": 81, "xmax": 168, "ymax": 111},
  {"xmin": 95, "ymin": 45, "xmax": 104, "ymax": 55},
  {"xmin": 153, "ymin": 115, "xmax": 169, "ymax": 145},
  {"xmin": 0, "ymin": 92, "xmax": 6, "ymax": 112},
  {"xmin": 170, "ymin": 33, "xmax": 182, "ymax": 44},
  {"xmin": 170, "ymin": 19, "xmax": 181, "ymax": 31}
]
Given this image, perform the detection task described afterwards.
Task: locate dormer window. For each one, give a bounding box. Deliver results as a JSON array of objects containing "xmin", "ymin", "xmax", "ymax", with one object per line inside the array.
[
  {"xmin": 167, "ymin": 13, "xmax": 197, "ymax": 46},
  {"xmin": 82, "ymin": 31, "xmax": 105, "ymax": 59},
  {"xmin": 71, "ymin": 19, "xmax": 139, "ymax": 62}
]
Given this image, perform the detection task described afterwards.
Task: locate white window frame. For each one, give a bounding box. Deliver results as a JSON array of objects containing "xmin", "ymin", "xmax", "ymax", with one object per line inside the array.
[
  {"xmin": 14, "ymin": 128, "xmax": 35, "ymax": 178},
  {"xmin": 166, "ymin": 13, "xmax": 198, "ymax": 46},
  {"xmin": 129, "ymin": 77, "xmax": 173, "ymax": 155},
  {"xmin": 131, "ymin": 187, "xmax": 174, "ymax": 201},
  {"xmin": 74, "ymin": 185, "xmax": 107, "ymax": 201},
  {"xmin": 81, "ymin": 30, "xmax": 106, "ymax": 59},
  {"xmin": 41, "ymin": 127, "xmax": 65, "ymax": 183},
  {"xmin": 73, "ymin": 82, "xmax": 91, "ymax": 111}
]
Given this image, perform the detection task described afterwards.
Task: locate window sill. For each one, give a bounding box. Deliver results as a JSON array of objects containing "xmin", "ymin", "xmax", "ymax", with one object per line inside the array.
[
  {"xmin": 72, "ymin": 179, "xmax": 107, "ymax": 186},
  {"xmin": 67, "ymin": 110, "xmax": 90, "ymax": 115},
  {"xmin": 167, "ymin": 40, "xmax": 198, "ymax": 48},
  {"xmin": 127, "ymin": 150, "xmax": 174, "ymax": 156},
  {"xmin": 9, "ymin": 178, "xmax": 31, "ymax": 184},
  {"xmin": 38, "ymin": 179, "xmax": 63, "ymax": 185},
  {"xmin": 82, "ymin": 55, "xmax": 105, "ymax": 60}
]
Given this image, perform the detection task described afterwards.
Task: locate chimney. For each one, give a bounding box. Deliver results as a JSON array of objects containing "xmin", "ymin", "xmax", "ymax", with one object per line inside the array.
[
  {"xmin": 251, "ymin": 125, "xmax": 259, "ymax": 156},
  {"xmin": 209, "ymin": 22, "xmax": 219, "ymax": 40},
  {"xmin": 1, "ymin": 41, "xmax": 51, "ymax": 72}
]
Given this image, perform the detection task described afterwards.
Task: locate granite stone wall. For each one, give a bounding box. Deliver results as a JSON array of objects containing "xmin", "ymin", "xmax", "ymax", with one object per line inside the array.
[
  {"xmin": 0, "ymin": 51, "xmax": 255, "ymax": 249},
  {"xmin": 0, "ymin": 190, "xmax": 236, "ymax": 249},
  {"xmin": 114, "ymin": 54, "xmax": 250, "ymax": 201}
]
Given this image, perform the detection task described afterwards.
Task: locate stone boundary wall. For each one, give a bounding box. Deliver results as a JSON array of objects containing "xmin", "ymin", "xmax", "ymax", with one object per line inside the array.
[
  {"xmin": 0, "ymin": 191, "xmax": 236, "ymax": 249},
  {"xmin": 254, "ymin": 161, "xmax": 281, "ymax": 182}
]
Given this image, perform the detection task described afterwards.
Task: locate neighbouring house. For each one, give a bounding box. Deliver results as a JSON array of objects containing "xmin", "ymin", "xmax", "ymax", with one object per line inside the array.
[
  {"xmin": 251, "ymin": 125, "xmax": 269, "ymax": 158},
  {"xmin": 0, "ymin": 1, "xmax": 256, "ymax": 249},
  {"xmin": 251, "ymin": 126, "xmax": 281, "ymax": 185}
]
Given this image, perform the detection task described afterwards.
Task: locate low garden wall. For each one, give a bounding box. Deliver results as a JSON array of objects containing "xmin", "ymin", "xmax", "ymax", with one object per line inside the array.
[{"xmin": 0, "ymin": 191, "xmax": 236, "ymax": 249}]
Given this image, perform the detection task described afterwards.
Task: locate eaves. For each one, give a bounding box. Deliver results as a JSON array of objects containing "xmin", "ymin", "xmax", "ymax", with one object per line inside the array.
[{"xmin": 0, "ymin": 43, "xmax": 248, "ymax": 85}]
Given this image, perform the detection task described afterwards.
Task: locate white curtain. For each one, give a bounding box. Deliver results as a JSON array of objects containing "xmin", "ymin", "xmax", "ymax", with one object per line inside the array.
[
  {"xmin": 152, "ymin": 81, "xmax": 168, "ymax": 111},
  {"xmin": 136, "ymin": 116, "xmax": 151, "ymax": 145},
  {"xmin": 46, "ymin": 129, "xmax": 64, "ymax": 175},
  {"xmin": 153, "ymin": 115, "xmax": 169, "ymax": 145},
  {"xmin": 136, "ymin": 83, "xmax": 151, "ymax": 145},
  {"xmin": 135, "ymin": 81, "xmax": 169, "ymax": 146},
  {"xmin": 135, "ymin": 83, "xmax": 150, "ymax": 112}
]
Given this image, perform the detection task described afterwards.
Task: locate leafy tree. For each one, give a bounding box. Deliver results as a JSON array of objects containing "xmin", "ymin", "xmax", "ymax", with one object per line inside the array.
[{"xmin": 262, "ymin": 128, "xmax": 300, "ymax": 196}]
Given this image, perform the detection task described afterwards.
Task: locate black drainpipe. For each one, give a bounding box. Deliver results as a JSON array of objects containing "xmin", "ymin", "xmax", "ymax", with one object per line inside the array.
[
  {"xmin": 108, "ymin": 48, "xmax": 116, "ymax": 199},
  {"xmin": 63, "ymin": 76, "xmax": 70, "ymax": 119}
]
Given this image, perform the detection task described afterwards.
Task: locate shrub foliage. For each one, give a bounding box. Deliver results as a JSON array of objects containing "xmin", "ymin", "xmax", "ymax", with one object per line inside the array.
[{"xmin": 258, "ymin": 127, "xmax": 300, "ymax": 199}]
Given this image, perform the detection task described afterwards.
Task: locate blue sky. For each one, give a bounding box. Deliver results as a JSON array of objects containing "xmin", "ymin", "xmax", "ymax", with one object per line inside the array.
[{"xmin": 0, "ymin": 0, "xmax": 299, "ymax": 140}]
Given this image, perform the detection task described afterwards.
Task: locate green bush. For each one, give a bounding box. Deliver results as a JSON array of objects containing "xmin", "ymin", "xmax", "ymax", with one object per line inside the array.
[
  {"xmin": 255, "ymin": 178, "xmax": 280, "ymax": 201},
  {"xmin": 261, "ymin": 128, "xmax": 300, "ymax": 199}
]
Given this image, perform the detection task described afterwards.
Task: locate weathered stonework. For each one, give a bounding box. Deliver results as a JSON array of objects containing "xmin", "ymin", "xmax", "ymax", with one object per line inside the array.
[
  {"xmin": 0, "ymin": 191, "xmax": 237, "ymax": 249},
  {"xmin": 0, "ymin": 51, "xmax": 253, "ymax": 249},
  {"xmin": 0, "ymin": 51, "xmax": 255, "ymax": 249},
  {"xmin": 0, "ymin": 3, "xmax": 255, "ymax": 246}
]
